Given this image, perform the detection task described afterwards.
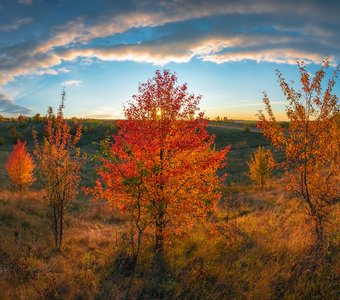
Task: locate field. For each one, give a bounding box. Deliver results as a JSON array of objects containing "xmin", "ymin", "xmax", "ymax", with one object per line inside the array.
[
  {"xmin": 0, "ymin": 119, "xmax": 281, "ymax": 187},
  {"xmin": 0, "ymin": 119, "xmax": 339, "ymax": 299}
]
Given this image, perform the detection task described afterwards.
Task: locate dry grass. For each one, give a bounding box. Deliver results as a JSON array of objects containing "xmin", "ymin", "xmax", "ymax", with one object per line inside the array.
[{"xmin": 0, "ymin": 178, "xmax": 339, "ymax": 299}]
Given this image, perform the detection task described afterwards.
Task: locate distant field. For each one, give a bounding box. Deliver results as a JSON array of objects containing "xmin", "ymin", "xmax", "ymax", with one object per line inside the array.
[
  {"xmin": 207, "ymin": 122, "xmax": 283, "ymax": 184},
  {"xmin": 0, "ymin": 119, "xmax": 283, "ymax": 190}
]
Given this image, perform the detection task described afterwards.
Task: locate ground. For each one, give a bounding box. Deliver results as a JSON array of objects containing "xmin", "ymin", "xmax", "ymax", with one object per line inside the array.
[{"xmin": 0, "ymin": 120, "xmax": 338, "ymax": 299}]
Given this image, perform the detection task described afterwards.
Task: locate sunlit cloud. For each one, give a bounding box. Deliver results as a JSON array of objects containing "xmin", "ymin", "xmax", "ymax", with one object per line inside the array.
[
  {"xmin": 62, "ymin": 80, "xmax": 82, "ymax": 87},
  {"xmin": 0, "ymin": 0, "xmax": 338, "ymax": 86},
  {"xmin": 202, "ymin": 49, "xmax": 327, "ymax": 65}
]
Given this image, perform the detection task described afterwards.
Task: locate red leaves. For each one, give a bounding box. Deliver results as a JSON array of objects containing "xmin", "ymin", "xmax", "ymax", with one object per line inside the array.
[
  {"xmin": 256, "ymin": 120, "xmax": 264, "ymax": 130},
  {"xmin": 89, "ymin": 70, "xmax": 230, "ymax": 237}
]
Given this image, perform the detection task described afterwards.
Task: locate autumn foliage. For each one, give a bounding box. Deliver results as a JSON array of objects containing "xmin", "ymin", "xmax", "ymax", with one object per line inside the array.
[
  {"xmin": 33, "ymin": 91, "xmax": 83, "ymax": 248},
  {"xmin": 5, "ymin": 139, "xmax": 35, "ymax": 191},
  {"xmin": 1, "ymin": 66, "xmax": 339, "ymax": 299},
  {"xmin": 246, "ymin": 146, "xmax": 274, "ymax": 190},
  {"xmin": 258, "ymin": 59, "xmax": 339, "ymax": 253},
  {"xmin": 88, "ymin": 70, "xmax": 230, "ymax": 277}
]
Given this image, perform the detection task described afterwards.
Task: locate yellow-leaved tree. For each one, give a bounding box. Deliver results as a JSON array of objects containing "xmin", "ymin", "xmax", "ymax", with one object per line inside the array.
[
  {"xmin": 5, "ymin": 139, "xmax": 35, "ymax": 191},
  {"xmin": 246, "ymin": 146, "xmax": 274, "ymax": 190},
  {"xmin": 258, "ymin": 59, "xmax": 339, "ymax": 254},
  {"xmin": 33, "ymin": 90, "xmax": 83, "ymax": 249}
]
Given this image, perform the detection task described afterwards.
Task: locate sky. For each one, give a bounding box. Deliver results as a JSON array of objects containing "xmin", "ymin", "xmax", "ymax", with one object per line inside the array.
[{"xmin": 0, "ymin": 0, "xmax": 339, "ymax": 120}]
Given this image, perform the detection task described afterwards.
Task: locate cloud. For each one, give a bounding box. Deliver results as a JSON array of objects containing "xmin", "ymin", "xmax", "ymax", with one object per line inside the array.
[
  {"xmin": 0, "ymin": 0, "xmax": 339, "ymax": 84},
  {"xmin": 62, "ymin": 80, "xmax": 82, "ymax": 86},
  {"xmin": 55, "ymin": 31, "xmax": 333, "ymax": 66},
  {"xmin": 0, "ymin": 17, "xmax": 33, "ymax": 32},
  {"xmin": 58, "ymin": 67, "xmax": 70, "ymax": 73},
  {"xmin": 35, "ymin": 67, "xmax": 70, "ymax": 76},
  {"xmin": 18, "ymin": 0, "xmax": 32, "ymax": 5},
  {"xmin": 202, "ymin": 49, "xmax": 326, "ymax": 65},
  {"xmin": 35, "ymin": 69, "xmax": 58, "ymax": 76},
  {"xmin": 0, "ymin": 92, "xmax": 31, "ymax": 114}
]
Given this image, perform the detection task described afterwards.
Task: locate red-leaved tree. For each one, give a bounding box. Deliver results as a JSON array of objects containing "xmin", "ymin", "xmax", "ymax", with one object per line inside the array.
[{"xmin": 88, "ymin": 70, "xmax": 229, "ymax": 280}]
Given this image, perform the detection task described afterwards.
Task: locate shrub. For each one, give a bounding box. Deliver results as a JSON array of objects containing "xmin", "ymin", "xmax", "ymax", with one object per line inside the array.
[
  {"xmin": 5, "ymin": 139, "xmax": 35, "ymax": 190},
  {"xmin": 246, "ymin": 146, "xmax": 274, "ymax": 190}
]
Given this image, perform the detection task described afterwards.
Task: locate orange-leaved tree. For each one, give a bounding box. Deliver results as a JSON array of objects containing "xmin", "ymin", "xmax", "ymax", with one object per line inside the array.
[
  {"xmin": 246, "ymin": 146, "xmax": 275, "ymax": 190},
  {"xmin": 258, "ymin": 59, "xmax": 339, "ymax": 254},
  {"xmin": 33, "ymin": 90, "xmax": 83, "ymax": 249},
  {"xmin": 5, "ymin": 139, "xmax": 35, "ymax": 190},
  {"xmin": 88, "ymin": 70, "xmax": 230, "ymax": 278}
]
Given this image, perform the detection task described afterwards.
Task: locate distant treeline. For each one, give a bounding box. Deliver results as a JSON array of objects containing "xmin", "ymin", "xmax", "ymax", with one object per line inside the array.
[
  {"xmin": 0, "ymin": 114, "xmax": 117, "ymax": 146},
  {"xmin": 211, "ymin": 115, "xmax": 290, "ymax": 128},
  {"xmin": 0, "ymin": 114, "xmax": 290, "ymax": 146}
]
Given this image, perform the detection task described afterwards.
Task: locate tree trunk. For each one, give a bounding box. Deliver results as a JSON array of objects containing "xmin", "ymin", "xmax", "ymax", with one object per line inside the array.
[
  {"xmin": 155, "ymin": 220, "xmax": 165, "ymax": 265},
  {"xmin": 59, "ymin": 205, "xmax": 63, "ymax": 249},
  {"xmin": 154, "ymin": 205, "xmax": 166, "ymax": 281},
  {"xmin": 301, "ymin": 168, "xmax": 327, "ymax": 254},
  {"xmin": 314, "ymin": 213, "xmax": 326, "ymax": 255},
  {"xmin": 260, "ymin": 176, "xmax": 264, "ymax": 191},
  {"xmin": 126, "ymin": 217, "xmax": 143, "ymax": 299},
  {"xmin": 154, "ymin": 141, "xmax": 166, "ymax": 277},
  {"xmin": 53, "ymin": 205, "xmax": 59, "ymax": 248}
]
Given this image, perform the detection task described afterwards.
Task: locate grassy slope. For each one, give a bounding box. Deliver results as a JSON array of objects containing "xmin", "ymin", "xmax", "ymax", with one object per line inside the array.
[
  {"xmin": 0, "ymin": 181, "xmax": 338, "ymax": 299},
  {"xmin": 0, "ymin": 121, "xmax": 339, "ymax": 299}
]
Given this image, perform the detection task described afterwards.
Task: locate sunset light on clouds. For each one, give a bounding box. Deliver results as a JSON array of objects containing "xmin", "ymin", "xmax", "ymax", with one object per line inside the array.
[{"xmin": 0, "ymin": 0, "xmax": 339, "ymax": 119}]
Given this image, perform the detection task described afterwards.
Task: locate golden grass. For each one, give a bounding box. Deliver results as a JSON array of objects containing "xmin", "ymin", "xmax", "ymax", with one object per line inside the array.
[{"xmin": 0, "ymin": 179, "xmax": 339, "ymax": 299}]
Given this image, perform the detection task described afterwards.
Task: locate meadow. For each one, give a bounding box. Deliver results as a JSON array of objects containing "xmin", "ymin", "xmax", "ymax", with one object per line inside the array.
[
  {"xmin": 0, "ymin": 118, "xmax": 338, "ymax": 299},
  {"xmin": 0, "ymin": 118, "xmax": 281, "ymax": 187}
]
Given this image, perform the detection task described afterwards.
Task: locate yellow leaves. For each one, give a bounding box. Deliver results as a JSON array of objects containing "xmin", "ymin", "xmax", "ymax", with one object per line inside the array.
[
  {"xmin": 259, "ymin": 58, "xmax": 339, "ymax": 247},
  {"xmin": 34, "ymin": 93, "xmax": 83, "ymax": 208},
  {"xmin": 246, "ymin": 146, "xmax": 274, "ymax": 190},
  {"xmin": 5, "ymin": 139, "xmax": 35, "ymax": 191}
]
